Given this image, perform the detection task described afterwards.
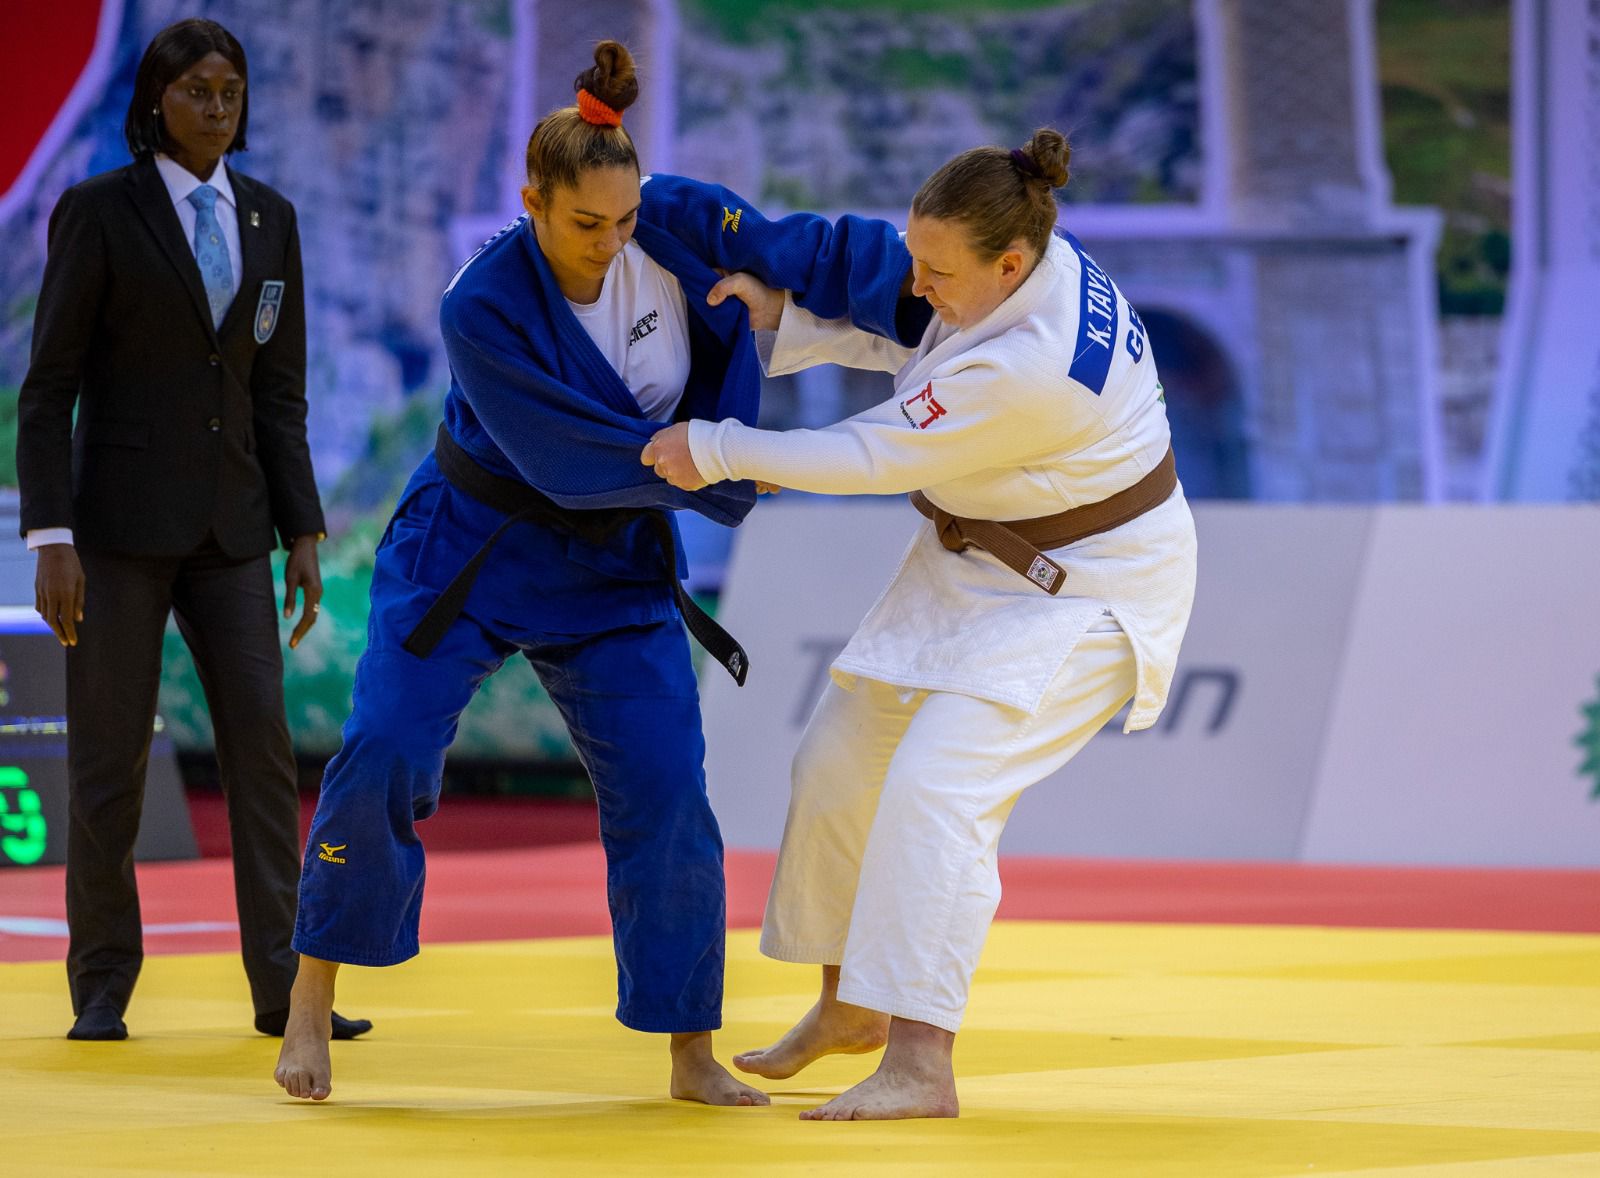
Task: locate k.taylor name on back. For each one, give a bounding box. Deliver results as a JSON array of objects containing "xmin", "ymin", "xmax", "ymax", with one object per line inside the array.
[{"xmin": 1060, "ymin": 231, "xmax": 1153, "ymax": 406}]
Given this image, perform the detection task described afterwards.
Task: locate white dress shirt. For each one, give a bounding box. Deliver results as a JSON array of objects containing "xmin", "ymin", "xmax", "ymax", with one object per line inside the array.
[{"xmin": 153, "ymin": 153, "xmax": 244, "ymax": 303}]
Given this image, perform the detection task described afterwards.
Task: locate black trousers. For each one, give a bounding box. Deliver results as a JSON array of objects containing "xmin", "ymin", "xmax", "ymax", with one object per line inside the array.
[{"xmin": 64, "ymin": 537, "xmax": 301, "ymax": 1018}]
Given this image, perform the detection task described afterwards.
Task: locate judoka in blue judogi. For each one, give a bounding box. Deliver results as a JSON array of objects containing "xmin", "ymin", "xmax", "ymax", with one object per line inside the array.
[{"xmin": 291, "ymin": 172, "xmax": 920, "ymax": 1037}]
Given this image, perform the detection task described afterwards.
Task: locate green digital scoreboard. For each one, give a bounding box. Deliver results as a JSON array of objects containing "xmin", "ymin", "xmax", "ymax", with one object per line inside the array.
[
  {"xmin": 0, "ymin": 766, "xmax": 46, "ymax": 865},
  {"xmin": 0, "ymin": 607, "xmax": 196, "ymax": 868}
]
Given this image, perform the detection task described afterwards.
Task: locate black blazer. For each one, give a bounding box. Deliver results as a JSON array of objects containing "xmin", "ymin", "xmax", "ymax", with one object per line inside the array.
[{"xmin": 17, "ymin": 155, "xmax": 324, "ymax": 557}]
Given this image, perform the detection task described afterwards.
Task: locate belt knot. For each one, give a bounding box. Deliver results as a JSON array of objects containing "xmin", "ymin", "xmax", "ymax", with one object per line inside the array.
[{"xmin": 932, "ymin": 509, "xmax": 967, "ymax": 553}]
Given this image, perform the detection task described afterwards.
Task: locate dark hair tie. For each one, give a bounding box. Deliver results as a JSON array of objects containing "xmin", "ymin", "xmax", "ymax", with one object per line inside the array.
[{"xmin": 1010, "ymin": 148, "xmax": 1043, "ymax": 180}]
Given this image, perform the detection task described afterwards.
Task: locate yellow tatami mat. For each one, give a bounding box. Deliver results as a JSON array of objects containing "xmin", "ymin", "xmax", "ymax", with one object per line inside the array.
[{"xmin": 4, "ymin": 922, "xmax": 1599, "ymax": 1176}]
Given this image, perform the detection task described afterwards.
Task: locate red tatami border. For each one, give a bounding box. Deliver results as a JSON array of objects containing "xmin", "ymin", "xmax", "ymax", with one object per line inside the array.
[{"xmin": 3, "ymin": 845, "xmax": 1598, "ymax": 964}]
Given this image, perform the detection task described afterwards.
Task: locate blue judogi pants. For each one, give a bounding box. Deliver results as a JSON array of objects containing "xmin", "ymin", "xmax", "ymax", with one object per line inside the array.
[{"xmin": 293, "ymin": 482, "xmax": 726, "ymax": 1034}]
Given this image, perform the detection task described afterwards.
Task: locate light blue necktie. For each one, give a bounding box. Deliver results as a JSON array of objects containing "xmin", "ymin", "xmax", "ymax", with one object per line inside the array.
[{"xmin": 187, "ymin": 184, "xmax": 234, "ymax": 328}]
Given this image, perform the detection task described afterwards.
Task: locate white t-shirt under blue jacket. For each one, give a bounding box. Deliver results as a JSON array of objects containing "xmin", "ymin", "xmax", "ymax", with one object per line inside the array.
[{"xmin": 565, "ymin": 240, "xmax": 691, "ymax": 423}]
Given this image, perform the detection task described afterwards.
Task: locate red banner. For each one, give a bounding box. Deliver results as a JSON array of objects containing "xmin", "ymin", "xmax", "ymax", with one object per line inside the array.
[{"xmin": 0, "ymin": 2, "xmax": 109, "ymax": 199}]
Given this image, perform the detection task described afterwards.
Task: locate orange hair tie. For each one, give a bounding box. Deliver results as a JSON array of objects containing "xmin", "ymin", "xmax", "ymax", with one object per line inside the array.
[{"xmin": 577, "ymin": 89, "xmax": 623, "ymax": 128}]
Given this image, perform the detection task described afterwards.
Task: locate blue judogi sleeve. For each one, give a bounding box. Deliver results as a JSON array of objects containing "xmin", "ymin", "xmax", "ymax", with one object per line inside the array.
[{"xmin": 638, "ymin": 175, "xmax": 931, "ymax": 346}]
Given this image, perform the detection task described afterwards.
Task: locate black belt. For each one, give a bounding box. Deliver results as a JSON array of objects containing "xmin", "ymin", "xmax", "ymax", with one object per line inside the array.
[{"xmin": 401, "ymin": 425, "xmax": 749, "ymax": 685}]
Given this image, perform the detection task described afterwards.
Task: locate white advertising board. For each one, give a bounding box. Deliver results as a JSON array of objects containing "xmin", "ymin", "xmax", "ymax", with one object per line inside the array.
[
  {"xmin": 1301, "ymin": 507, "xmax": 1600, "ymax": 866},
  {"xmin": 703, "ymin": 502, "xmax": 1600, "ymax": 867}
]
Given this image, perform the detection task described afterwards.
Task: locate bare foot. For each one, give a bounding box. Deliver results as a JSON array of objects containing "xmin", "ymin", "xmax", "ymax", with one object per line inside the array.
[
  {"xmin": 799, "ymin": 1015, "xmax": 958, "ymax": 1121},
  {"xmin": 735, "ymin": 1000, "xmax": 889, "ymax": 1080},
  {"xmin": 669, "ymin": 1032, "xmax": 771, "ymax": 1106},
  {"xmin": 800, "ymin": 1063, "xmax": 959, "ymax": 1121},
  {"xmin": 735, "ymin": 966, "xmax": 888, "ymax": 1080},
  {"xmin": 274, "ymin": 956, "xmax": 339, "ymax": 1102}
]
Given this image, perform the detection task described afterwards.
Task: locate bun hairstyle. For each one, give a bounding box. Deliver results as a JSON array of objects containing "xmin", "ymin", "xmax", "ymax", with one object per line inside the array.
[
  {"xmin": 524, "ymin": 40, "xmax": 641, "ymax": 194},
  {"xmin": 911, "ymin": 127, "xmax": 1071, "ymax": 261}
]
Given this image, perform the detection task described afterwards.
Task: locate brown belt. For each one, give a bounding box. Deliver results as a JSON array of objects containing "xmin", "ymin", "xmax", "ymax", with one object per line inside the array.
[{"xmin": 909, "ymin": 447, "xmax": 1177, "ymax": 595}]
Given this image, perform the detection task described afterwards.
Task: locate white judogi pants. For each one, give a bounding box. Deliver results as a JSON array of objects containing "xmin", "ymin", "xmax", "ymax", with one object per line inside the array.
[{"xmin": 760, "ymin": 616, "xmax": 1136, "ymax": 1032}]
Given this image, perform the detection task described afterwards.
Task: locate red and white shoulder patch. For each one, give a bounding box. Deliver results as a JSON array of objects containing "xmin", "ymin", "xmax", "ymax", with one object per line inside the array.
[{"xmin": 898, "ymin": 381, "xmax": 947, "ymax": 430}]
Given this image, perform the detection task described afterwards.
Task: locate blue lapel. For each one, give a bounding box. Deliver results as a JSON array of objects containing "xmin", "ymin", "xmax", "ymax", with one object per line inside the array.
[
  {"xmin": 632, "ymin": 216, "xmax": 756, "ymax": 424},
  {"xmin": 631, "ymin": 217, "xmax": 747, "ymax": 348},
  {"xmin": 518, "ymin": 223, "xmax": 642, "ymax": 420}
]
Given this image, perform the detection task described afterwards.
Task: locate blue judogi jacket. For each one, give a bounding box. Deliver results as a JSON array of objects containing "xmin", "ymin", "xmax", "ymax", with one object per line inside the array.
[{"xmin": 421, "ymin": 173, "xmax": 925, "ymax": 637}]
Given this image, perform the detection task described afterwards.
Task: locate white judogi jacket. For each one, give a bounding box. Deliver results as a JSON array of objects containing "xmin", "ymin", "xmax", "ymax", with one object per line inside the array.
[{"xmin": 688, "ymin": 233, "xmax": 1197, "ymax": 730}]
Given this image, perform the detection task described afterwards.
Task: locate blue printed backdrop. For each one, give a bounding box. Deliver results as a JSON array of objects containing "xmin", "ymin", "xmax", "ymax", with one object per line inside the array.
[
  {"xmin": 0, "ymin": 0, "xmax": 1533, "ymax": 757},
  {"xmin": 1, "ymin": 0, "xmax": 1205, "ymax": 510}
]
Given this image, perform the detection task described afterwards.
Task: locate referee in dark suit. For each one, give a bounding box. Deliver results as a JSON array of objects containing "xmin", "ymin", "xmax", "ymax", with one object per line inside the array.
[{"xmin": 16, "ymin": 18, "xmax": 370, "ymax": 1044}]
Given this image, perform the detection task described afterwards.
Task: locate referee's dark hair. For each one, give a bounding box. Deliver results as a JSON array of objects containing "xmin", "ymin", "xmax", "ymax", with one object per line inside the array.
[{"xmin": 124, "ymin": 18, "xmax": 250, "ymax": 158}]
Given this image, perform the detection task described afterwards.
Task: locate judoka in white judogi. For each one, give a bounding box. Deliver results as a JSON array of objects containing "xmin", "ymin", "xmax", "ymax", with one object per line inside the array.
[{"xmin": 684, "ymin": 229, "xmax": 1198, "ymax": 1035}]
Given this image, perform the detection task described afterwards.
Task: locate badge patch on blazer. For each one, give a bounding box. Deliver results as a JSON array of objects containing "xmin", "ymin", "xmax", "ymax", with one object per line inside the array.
[{"xmin": 254, "ymin": 281, "xmax": 285, "ymax": 344}]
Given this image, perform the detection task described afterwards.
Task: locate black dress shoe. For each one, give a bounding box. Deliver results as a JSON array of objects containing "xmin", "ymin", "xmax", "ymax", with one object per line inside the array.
[
  {"xmin": 67, "ymin": 1006, "xmax": 128, "ymax": 1041},
  {"xmin": 329, "ymin": 1011, "xmax": 373, "ymax": 1040},
  {"xmin": 254, "ymin": 1008, "xmax": 374, "ymax": 1040}
]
